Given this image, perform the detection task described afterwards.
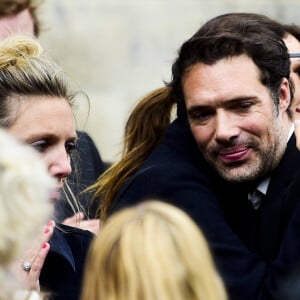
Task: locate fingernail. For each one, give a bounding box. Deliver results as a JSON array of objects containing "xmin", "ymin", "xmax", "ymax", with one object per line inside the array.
[
  {"xmin": 42, "ymin": 243, "xmax": 48, "ymax": 249},
  {"xmin": 44, "ymin": 228, "xmax": 50, "ymax": 234}
]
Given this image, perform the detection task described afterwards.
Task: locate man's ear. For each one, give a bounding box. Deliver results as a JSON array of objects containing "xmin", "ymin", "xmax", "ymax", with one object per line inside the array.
[{"xmin": 278, "ymin": 78, "xmax": 291, "ymax": 112}]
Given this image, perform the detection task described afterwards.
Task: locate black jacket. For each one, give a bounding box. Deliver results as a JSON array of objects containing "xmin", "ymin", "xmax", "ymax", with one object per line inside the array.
[
  {"xmin": 109, "ymin": 118, "xmax": 300, "ymax": 300},
  {"xmin": 40, "ymin": 224, "xmax": 95, "ymax": 300},
  {"xmin": 218, "ymin": 133, "xmax": 300, "ymax": 263}
]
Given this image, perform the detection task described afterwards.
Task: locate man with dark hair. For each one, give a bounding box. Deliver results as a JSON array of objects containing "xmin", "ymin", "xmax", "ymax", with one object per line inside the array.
[
  {"xmin": 173, "ymin": 14, "xmax": 294, "ymax": 258},
  {"xmin": 169, "ymin": 15, "xmax": 300, "ymax": 298},
  {"xmin": 98, "ymin": 13, "xmax": 300, "ymax": 299}
]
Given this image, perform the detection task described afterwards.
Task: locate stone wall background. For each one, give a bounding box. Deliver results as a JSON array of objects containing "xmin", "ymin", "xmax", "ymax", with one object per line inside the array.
[{"xmin": 39, "ymin": 0, "xmax": 300, "ymax": 162}]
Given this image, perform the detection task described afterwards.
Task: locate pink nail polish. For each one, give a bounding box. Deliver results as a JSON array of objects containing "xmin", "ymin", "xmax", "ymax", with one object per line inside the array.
[
  {"xmin": 42, "ymin": 243, "xmax": 48, "ymax": 249},
  {"xmin": 44, "ymin": 228, "xmax": 50, "ymax": 234}
]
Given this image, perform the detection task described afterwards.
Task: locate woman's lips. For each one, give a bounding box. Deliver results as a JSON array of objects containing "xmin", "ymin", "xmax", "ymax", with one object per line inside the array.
[
  {"xmin": 49, "ymin": 186, "xmax": 62, "ymax": 201},
  {"xmin": 218, "ymin": 146, "xmax": 252, "ymax": 163}
]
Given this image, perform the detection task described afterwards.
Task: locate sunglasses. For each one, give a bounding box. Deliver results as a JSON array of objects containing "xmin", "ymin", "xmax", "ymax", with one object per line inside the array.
[{"xmin": 289, "ymin": 53, "xmax": 300, "ymax": 59}]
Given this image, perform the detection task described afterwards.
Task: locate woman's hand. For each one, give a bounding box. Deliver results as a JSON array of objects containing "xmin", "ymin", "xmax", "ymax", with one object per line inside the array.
[{"xmin": 11, "ymin": 220, "xmax": 55, "ymax": 291}]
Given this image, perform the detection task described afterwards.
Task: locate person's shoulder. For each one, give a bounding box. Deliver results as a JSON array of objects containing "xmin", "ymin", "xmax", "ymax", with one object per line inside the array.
[
  {"xmin": 56, "ymin": 223, "xmax": 95, "ymax": 239},
  {"xmin": 111, "ymin": 145, "xmax": 216, "ymax": 215},
  {"xmin": 116, "ymin": 119, "xmax": 214, "ymax": 198},
  {"xmin": 76, "ymin": 130, "xmax": 95, "ymax": 146},
  {"xmin": 74, "ymin": 130, "xmax": 106, "ymax": 172},
  {"xmin": 50, "ymin": 224, "xmax": 95, "ymax": 254},
  {"xmin": 149, "ymin": 119, "xmax": 205, "ymax": 165},
  {"xmin": 48, "ymin": 224, "xmax": 94, "ymax": 268}
]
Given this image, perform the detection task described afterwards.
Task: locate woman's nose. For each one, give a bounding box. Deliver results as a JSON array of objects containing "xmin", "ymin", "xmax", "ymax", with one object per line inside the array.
[{"xmin": 49, "ymin": 149, "xmax": 72, "ymax": 180}]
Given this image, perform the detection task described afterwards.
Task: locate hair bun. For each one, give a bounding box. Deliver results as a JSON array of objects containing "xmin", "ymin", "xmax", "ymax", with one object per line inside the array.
[{"xmin": 0, "ymin": 35, "xmax": 43, "ymax": 69}]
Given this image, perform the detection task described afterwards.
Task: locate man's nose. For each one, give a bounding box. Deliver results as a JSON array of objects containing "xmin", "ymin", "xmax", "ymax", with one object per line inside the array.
[{"xmin": 215, "ymin": 111, "xmax": 240, "ymax": 143}]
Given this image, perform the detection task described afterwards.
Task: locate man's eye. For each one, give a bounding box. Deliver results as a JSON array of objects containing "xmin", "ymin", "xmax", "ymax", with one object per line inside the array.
[
  {"xmin": 30, "ymin": 140, "xmax": 48, "ymax": 153},
  {"xmin": 65, "ymin": 141, "xmax": 76, "ymax": 155},
  {"xmin": 236, "ymin": 102, "xmax": 252, "ymax": 111},
  {"xmin": 190, "ymin": 111, "xmax": 211, "ymax": 121}
]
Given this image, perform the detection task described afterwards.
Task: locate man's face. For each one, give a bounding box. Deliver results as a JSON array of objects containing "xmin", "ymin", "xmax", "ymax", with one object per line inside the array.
[
  {"xmin": 284, "ymin": 33, "xmax": 300, "ymax": 120},
  {"xmin": 0, "ymin": 9, "xmax": 34, "ymax": 38},
  {"xmin": 183, "ymin": 54, "xmax": 291, "ymax": 182}
]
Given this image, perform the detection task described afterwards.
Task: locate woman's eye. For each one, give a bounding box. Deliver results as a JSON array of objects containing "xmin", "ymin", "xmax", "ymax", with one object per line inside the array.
[
  {"xmin": 30, "ymin": 140, "xmax": 48, "ymax": 153},
  {"xmin": 65, "ymin": 141, "xmax": 76, "ymax": 155}
]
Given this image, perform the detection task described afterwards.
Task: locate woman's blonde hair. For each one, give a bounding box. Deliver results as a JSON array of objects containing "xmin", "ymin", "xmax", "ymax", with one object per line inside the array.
[
  {"xmin": 81, "ymin": 200, "xmax": 227, "ymax": 300},
  {"xmin": 0, "ymin": 35, "xmax": 76, "ymax": 128},
  {"xmin": 0, "ymin": 128, "xmax": 53, "ymax": 299}
]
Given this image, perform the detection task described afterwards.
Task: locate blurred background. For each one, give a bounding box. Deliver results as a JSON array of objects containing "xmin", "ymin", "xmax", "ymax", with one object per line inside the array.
[{"xmin": 39, "ymin": 0, "xmax": 300, "ymax": 162}]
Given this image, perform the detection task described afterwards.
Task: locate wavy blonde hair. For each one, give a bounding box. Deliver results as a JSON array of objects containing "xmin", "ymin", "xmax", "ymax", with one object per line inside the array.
[
  {"xmin": 0, "ymin": 128, "xmax": 53, "ymax": 299},
  {"xmin": 81, "ymin": 200, "xmax": 227, "ymax": 300},
  {"xmin": 0, "ymin": 35, "xmax": 76, "ymax": 128}
]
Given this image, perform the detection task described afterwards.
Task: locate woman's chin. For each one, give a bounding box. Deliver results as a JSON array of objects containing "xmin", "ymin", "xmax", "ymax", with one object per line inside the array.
[{"xmin": 49, "ymin": 189, "xmax": 61, "ymax": 203}]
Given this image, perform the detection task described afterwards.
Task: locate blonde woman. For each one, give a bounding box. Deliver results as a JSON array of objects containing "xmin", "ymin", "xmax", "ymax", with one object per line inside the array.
[
  {"xmin": 0, "ymin": 35, "xmax": 95, "ymax": 300},
  {"xmin": 0, "ymin": 128, "xmax": 53, "ymax": 300},
  {"xmin": 81, "ymin": 200, "xmax": 227, "ymax": 300}
]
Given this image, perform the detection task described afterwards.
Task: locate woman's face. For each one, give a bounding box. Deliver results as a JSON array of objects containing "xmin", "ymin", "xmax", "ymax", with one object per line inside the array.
[{"xmin": 8, "ymin": 95, "xmax": 77, "ymax": 201}]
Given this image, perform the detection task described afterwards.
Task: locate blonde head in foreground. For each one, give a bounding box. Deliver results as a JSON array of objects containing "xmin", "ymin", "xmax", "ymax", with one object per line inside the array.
[
  {"xmin": 81, "ymin": 200, "xmax": 227, "ymax": 300},
  {"xmin": 0, "ymin": 128, "xmax": 53, "ymax": 299}
]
